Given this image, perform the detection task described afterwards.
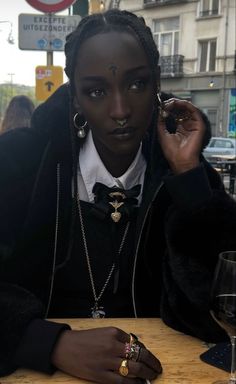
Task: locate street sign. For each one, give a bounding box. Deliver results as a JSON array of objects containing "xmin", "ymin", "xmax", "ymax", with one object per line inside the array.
[
  {"xmin": 19, "ymin": 13, "xmax": 80, "ymax": 51},
  {"xmin": 36, "ymin": 65, "xmax": 63, "ymax": 101},
  {"xmin": 25, "ymin": 0, "xmax": 76, "ymax": 13}
]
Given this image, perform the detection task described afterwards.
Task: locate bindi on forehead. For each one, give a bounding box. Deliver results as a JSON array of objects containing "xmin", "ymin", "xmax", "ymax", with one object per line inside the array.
[{"xmin": 108, "ymin": 63, "xmax": 118, "ymax": 76}]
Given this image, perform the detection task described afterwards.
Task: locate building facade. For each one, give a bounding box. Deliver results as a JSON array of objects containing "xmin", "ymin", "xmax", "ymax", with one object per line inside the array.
[{"xmin": 97, "ymin": 0, "xmax": 236, "ymax": 137}]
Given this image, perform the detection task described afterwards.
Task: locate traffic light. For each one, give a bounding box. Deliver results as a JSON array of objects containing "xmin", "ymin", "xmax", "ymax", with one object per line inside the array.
[
  {"xmin": 72, "ymin": 0, "xmax": 89, "ymax": 17},
  {"xmin": 72, "ymin": 0, "xmax": 105, "ymax": 17}
]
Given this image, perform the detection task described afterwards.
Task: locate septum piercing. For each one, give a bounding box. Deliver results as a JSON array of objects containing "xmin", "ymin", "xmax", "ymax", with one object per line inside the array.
[{"xmin": 116, "ymin": 119, "xmax": 127, "ymax": 127}]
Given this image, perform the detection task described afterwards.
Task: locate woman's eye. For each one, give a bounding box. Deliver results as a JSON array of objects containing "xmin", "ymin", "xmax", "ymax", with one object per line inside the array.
[
  {"xmin": 129, "ymin": 79, "xmax": 146, "ymax": 91},
  {"xmin": 88, "ymin": 88, "xmax": 105, "ymax": 98}
]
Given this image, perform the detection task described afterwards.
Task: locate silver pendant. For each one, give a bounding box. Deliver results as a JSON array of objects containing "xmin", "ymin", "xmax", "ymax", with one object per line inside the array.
[{"xmin": 91, "ymin": 304, "xmax": 105, "ymax": 318}]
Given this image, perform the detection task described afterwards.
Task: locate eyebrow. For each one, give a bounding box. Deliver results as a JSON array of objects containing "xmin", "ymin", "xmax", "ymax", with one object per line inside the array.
[
  {"xmin": 126, "ymin": 65, "xmax": 149, "ymax": 75},
  {"xmin": 80, "ymin": 65, "xmax": 150, "ymax": 82}
]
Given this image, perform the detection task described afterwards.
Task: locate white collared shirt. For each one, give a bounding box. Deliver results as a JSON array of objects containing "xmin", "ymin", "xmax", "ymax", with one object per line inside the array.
[{"xmin": 77, "ymin": 130, "xmax": 147, "ymax": 205}]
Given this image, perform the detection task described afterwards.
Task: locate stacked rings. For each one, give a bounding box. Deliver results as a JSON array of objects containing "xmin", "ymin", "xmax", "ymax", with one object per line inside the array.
[
  {"xmin": 125, "ymin": 341, "xmax": 141, "ymax": 361},
  {"xmin": 119, "ymin": 332, "xmax": 141, "ymax": 377},
  {"xmin": 125, "ymin": 333, "xmax": 141, "ymax": 361}
]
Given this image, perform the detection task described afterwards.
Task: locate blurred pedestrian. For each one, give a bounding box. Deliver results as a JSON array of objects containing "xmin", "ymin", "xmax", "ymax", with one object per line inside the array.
[{"xmin": 1, "ymin": 95, "xmax": 35, "ymax": 133}]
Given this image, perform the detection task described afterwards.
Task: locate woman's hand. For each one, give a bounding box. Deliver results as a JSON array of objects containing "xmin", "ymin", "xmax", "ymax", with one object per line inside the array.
[
  {"xmin": 51, "ymin": 326, "xmax": 162, "ymax": 383},
  {"xmin": 157, "ymin": 98, "xmax": 206, "ymax": 175}
]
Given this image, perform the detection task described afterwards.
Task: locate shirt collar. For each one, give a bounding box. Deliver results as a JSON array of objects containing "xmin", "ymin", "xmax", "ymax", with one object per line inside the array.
[{"xmin": 78, "ymin": 130, "xmax": 146, "ymax": 203}]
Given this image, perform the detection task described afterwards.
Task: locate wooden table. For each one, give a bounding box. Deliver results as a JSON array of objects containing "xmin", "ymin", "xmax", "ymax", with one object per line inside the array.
[{"xmin": 1, "ymin": 318, "xmax": 228, "ymax": 384}]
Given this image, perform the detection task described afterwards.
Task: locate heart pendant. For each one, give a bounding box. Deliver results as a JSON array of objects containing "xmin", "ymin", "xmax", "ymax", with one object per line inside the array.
[{"xmin": 111, "ymin": 211, "xmax": 121, "ymax": 222}]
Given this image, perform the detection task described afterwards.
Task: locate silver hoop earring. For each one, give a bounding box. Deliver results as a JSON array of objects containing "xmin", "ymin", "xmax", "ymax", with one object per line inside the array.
[
  {"xmin": 73, "ymin": 112, "xmax": 87, "ymax": 139},
  {"xmin": 156, "ymin": 88, "xmax": 162, "ymax": 106}
]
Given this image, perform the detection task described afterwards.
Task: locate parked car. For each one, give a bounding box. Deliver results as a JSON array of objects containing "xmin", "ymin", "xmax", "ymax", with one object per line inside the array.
[{"xmin": 203, "ymin": 137, "xmax": 236, "ymax": 164}]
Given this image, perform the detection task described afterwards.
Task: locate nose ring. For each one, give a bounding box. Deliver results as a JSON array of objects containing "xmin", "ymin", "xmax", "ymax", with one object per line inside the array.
[{"xmin": 116, "ymin": 119, "xmax": 127, "ymax": 127}]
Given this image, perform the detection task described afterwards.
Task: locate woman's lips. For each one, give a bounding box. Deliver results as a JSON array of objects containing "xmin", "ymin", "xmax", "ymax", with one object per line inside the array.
[{"xmin": 111, "ymin": 126, "xmax": 135, "ymax": 136}]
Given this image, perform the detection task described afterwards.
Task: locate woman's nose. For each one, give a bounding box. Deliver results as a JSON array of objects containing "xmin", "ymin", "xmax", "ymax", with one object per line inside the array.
[{"xmin": 109, "ymin": 92, "xmax": 131, "ymax": 121}]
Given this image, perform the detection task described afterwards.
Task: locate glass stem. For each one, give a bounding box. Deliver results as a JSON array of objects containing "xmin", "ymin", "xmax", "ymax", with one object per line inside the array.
[{"xmin": 230, "ymin": 336, "xmax": 236, "ymax": 381}]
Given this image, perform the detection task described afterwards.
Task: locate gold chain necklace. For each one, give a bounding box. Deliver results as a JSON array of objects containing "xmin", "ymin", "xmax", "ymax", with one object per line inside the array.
[{"xmin": 76, "ymin": 193, "xmax": 130, "ymax": 318}]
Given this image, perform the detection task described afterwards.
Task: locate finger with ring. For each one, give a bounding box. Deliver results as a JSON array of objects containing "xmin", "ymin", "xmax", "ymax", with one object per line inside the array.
[{"xmin": 119, "ymin": 359, "xmax": 129, "ymax": 377}]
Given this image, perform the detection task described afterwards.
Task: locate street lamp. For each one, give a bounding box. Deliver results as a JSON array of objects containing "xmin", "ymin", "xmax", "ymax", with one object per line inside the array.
[
  {"xmin": 100, "ymin": 1, "xmax": 105, "ymax": 11},
  {"xmin": 8, "ymin": 73, "xmax": 15, "ymax": 97},
  {"xmin": 0, "ymin": 20, "xmax": 14, "ymax": 44}
]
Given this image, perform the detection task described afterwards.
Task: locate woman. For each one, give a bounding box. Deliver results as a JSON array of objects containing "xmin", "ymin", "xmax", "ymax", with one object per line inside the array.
[
  {"xmin": 0, "ymin": 9, "xmax": 236, "ymax": 384},
  {"xmin": 1, "ymin": 95, "xmax": 35, "ymax": 133}
]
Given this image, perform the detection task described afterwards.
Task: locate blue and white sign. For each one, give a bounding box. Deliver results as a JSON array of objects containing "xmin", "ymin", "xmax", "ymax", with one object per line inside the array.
[{"xmin": 19, "ymin": 13, "xmax": 80, "ymax": 51}]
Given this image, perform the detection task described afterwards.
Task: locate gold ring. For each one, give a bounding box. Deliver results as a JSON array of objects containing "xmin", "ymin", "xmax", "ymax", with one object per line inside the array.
[
  {"xmin": 175, "ymin": 114, "xmax": 192, "ymax": 123},
  {"xmin": 129, "ymin": 332, "xmax": 138, "ymax": 344},
  {"xmin": 119, "ymin": 359, "xmax": 129, "ymax": 376}
]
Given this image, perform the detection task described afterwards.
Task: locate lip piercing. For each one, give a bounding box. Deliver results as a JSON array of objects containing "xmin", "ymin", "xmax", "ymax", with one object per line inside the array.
[{"xmin": 116, "ymin": 119, "xmax": 127, "ymax": 127}]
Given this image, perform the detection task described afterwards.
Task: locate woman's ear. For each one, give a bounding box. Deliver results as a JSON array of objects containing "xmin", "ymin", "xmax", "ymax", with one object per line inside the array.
[{"xmin": 73, "ymin": 96, "xmax": 82, "ymax": 113}]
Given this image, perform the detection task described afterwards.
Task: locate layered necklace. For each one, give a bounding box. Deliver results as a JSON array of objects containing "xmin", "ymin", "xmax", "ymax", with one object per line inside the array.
[{"xmin": 76, "ymin": 192, "xmax": 130, "ymax": 318}]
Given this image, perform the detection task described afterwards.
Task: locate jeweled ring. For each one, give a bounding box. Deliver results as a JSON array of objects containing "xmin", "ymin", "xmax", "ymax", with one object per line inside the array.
[
  {"xmin": 119, "ymin": 359, "xmax": 129, "ymax": 376},
  {"xmin": 125, "ymin": 341, "xmax": 141, "ymax": 361}
]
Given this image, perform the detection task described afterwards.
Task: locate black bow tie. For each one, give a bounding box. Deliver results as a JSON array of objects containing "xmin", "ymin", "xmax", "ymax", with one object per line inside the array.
[{"xmin": 91, "ymin": 182, "xmax": 141, "ymax": 223}]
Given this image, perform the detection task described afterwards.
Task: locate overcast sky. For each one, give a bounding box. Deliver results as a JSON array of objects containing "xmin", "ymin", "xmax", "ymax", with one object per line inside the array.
[{"xmin": 0, "ymin": 1, "xmax": 70, "ymax": 86}]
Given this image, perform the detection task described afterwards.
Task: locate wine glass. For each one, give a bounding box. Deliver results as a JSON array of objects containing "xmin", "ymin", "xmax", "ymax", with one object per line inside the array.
[{"xmin": 210, "ymin": 251, "xmax": 236, "ymax": 384}]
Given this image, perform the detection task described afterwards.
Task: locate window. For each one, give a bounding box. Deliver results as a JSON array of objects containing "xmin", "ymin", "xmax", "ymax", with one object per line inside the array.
[
  {"xmin": 199, "ymin": 40, "xmax": 216, "ymax": 72},
  {"xmin": 199, "ymin": 0, "xmax": 220, "ymax": 17},
  {"xmin": 153, "ymin": 17, "xmax": 179, "ymax": 56},
  {"xmin": 202, "ymin": 108, "xmax": 217, "ymax": 135},
  {"xmin": 144, "ymin": 0, "xmax": 174, "ymax": 4}
]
